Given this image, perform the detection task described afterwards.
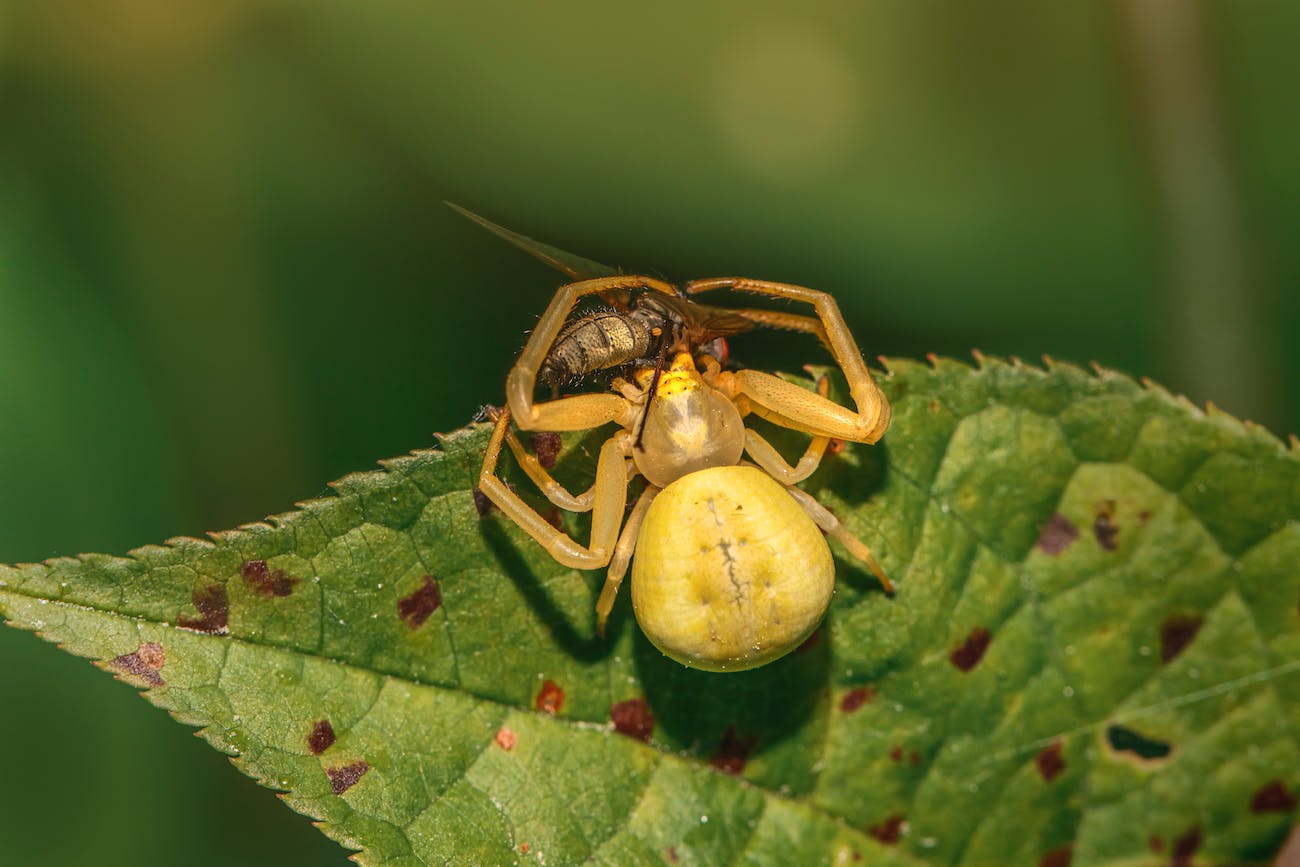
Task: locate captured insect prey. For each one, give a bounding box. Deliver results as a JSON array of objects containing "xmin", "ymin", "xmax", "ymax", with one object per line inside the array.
[
  {"xmin": 540, "ymin": 290, "xmax": 756, "ymax": 384},
  {"xmin": 477, "ymin": 270, "xmax": 894, "ymax": 672}
]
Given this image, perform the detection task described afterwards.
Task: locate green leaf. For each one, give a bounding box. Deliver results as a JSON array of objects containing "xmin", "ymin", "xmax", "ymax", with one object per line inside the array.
[{"xmin": 2, "ymin": 357, "xmax": 1298, "ymax": 866}]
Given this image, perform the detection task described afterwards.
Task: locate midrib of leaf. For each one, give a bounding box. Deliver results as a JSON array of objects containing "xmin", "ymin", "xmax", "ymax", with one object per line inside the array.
[{"xmin": 2, "ymin": 356, "xmax": 1297, "ymax": 866}]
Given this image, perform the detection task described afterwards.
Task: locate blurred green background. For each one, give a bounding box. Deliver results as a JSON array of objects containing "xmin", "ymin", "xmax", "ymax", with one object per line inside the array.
[{"xmin": 1, "ymin": 2, "xmax": 1296, "ymax": 864}]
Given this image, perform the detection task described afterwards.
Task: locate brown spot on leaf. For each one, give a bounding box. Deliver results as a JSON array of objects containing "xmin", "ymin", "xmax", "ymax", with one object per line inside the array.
[
  {"xmin": 1160, "ymin": 614, "xmax": 1203, "ymax": 664},
  {"xmin": 473, "ymin": 487, "xmax": 494, "ymax": 516},
  {"xmin": 950, "ymin": 627, "xmax": 992, "ymax": 672},
  {"xmin": 240, "ymin": 559, "xmax": 297, "ymax": 597},
  {"xmin": 110, "ymin": 642, "xmax": 165, "ymax": 686},
  {"xmin": 397, "ymin": 576, "xmax": 442, "ymax": 629},
  {"xmin": 1170, "ymin": 826, "xmax": 1201, "ymax": 866},
  {"xmin": 1036, "ymin": 741, "xmax": 1065, "ymax": 782},
  {"xmin": 1039, "ymin": 845, "xmax": 1072, "ymax": 867},
  {"xmin": 530, "ymin": 432, "xmax": 562, "ymax": 469},
  {"xmin": 610, "ymin": 697, "xmax": 655, "ymax": 742},
  {"xmin": 666, "ymin": 847, "xmax": 680, "ymax": 863},
  {"xmin": 536, "ymin": 679, "xmax": 565, "ymax": 715},
  {"xmin": 1138, "ymin": 510, "xmax": 1152, "ymax": 526},
  {"xmin": 910, "ymin": 750, "xmax": 921, "ymax": 767},
  {"xmin": 545, "ymin": 506, "xmax": 565, "ymax": 529},
  {"xmin": 1093, "ymin": 501, "xmax": 1119, "ymax": 551},
  {"xmin": 1036, "ymin": 513, "xmax": 1079, "ymax": 555},
  {"xmin": 1251, "ymin": 780, "xmax": 1297, "ymax": 813},
  {"xmin": 178, "ymin": 584, "xmax": 229, "ymax": 634},
  {"xmin": 796, "ymin": 628, "xmax": 822, "ymax": 654},
  {"xmin": 840, "ymin": 686, "xmax": 875, "ymax": 713},
  {"xmin": 307, "ymin": 720, "xmax": 335, "ymax": 755},
  {"xmin": 138, "ymin": 642, "xmax": 165, "ymax": 668},
  {"xmin": 326, "ymin": 760, "xmax": 369, "ymax": 795},
  {"xmin": 495, "ymin": 727, "xmax": 517, "ymax": 751},
  {"xmin": 1149, "ymin": 836, "xmax": 1164, "ymax": 853},
  {"xmin": 710, "ymin": 726, "xmax": 758, "ymax": 775},
  {"xmin": 889, "ymin": 745, "xmax": 903, "ymax": 763},
  {"xmin": 867, "ymin": 814, "xmax": 904, "ymax": 845}
]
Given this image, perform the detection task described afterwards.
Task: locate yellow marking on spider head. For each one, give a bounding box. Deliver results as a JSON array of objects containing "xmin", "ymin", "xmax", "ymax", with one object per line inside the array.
[{"xmin": 656, "ymin": 353, "xmax": 703, "ymax": 399}]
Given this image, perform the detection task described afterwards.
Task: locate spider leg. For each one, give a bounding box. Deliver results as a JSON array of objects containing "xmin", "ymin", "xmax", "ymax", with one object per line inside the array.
[
  {"xmin": 744, "ymin": 427, "xmax": 831, "ymax": 485},
  {"xmin": 684, "ymin": 278, "xmax": 889, "ymax": 443},
  {"xmin": 783, "ymin": 482, "xmax": 893, "ymax": 593},
  {"xmin": 508, "ymin": 275, "xmax": 677, "ymax": 431},
  {"xmin": 497, "ymin": 419, "xmax": 641, "ymax": 512},
  {"xmin": 595, "ymin": 486, "xmax": 659, "ymax": 637},
  {"xmin": 741, "ymin": 375, "xmax": 832, "ymax": 485},
  {"xmin": 478, "ymin": 406, "xmax": 632, "ymax": 569},
  {"xmin": 725, "ymin": 307, "xmax": 828, "ymax": 346},
  {"xmin": 496, "ymin": 422, "xmax": 601, "ymax": 512}
]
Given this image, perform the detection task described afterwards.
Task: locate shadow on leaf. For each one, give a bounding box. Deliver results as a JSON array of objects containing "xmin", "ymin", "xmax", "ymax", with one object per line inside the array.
[
  {"xmin": 636, "ymin": 620, "xmax": 830, "ymax": 764},
  {"xmin": 479, "ymin": 518, "xmax": 611, "ymax": 665}
]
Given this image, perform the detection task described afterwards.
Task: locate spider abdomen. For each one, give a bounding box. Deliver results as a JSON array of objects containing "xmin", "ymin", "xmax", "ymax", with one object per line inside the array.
[
  {"xmin": 541, "ymin": 311, "xmax": 653, "ymax": 383},
  {"xmin": 630, "ymin": 465, "xmax": 834, "ymax": 672}
]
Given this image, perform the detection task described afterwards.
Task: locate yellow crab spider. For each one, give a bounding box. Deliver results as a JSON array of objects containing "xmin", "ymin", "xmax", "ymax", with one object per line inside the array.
[{"xmin": 478, "ymin": 275, "xmax": 892, "ymax": 672}]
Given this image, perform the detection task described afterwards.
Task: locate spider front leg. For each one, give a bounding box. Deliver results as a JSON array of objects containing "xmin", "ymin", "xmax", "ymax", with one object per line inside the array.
[
  {"xmin": 478, "ymin": 406, "xmax": 632, "ymax": 569},
  {"xmin": 507, "ymin": 275, "xmax": 677, "ymax": 432},
  {"xmin": 685, "ymin": 278, "xmax": 890, "ymax": 443}
]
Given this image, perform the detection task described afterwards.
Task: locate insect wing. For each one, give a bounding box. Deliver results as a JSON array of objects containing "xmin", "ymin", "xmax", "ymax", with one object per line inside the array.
[
  {"xmin": 446, "ymin": 202, "xmax": 619, "ymax": 281},
  {"xmin": 653, "ymin": 293, "xmax": 758, "ymax": 341}
]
